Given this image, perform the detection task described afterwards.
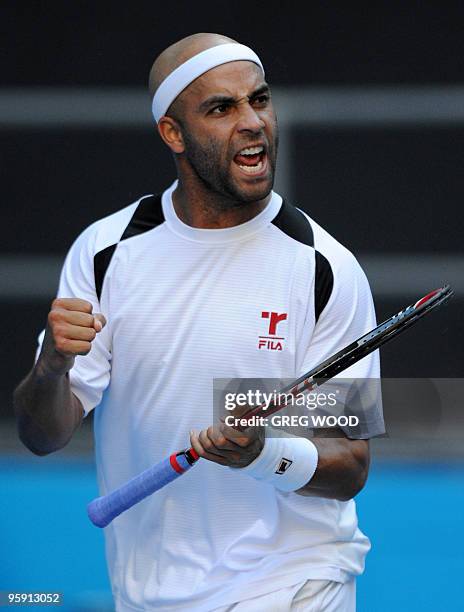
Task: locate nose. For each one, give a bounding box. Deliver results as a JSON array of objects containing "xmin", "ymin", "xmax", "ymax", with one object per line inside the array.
[{"xmin": 236, "ymin": 102, "xmax": 266, "ymax": 134}]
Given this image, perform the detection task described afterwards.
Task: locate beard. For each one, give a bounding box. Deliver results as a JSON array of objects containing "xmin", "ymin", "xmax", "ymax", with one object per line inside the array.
[{"xmin": 180, "ymin": 126, "xmax": 278, "ymax": 208}]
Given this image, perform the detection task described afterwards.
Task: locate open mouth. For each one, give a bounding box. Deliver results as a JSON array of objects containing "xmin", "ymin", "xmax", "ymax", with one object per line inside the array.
[{"xmin": 233, "ymin": 145, "xmax": 267, "ymax": 176}]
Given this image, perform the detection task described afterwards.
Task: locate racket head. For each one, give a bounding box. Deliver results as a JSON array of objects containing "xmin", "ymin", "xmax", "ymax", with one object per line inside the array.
[
  {"xmin": 240, "ymin": 285, "xmax": 453, "ymax": 424},
  {"xmin": 296, "ymin": 284, "xmax": 452, "ymax": 385}
]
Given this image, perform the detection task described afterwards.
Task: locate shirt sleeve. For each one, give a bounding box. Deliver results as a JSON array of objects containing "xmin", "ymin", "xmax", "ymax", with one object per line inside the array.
[
  {"xmin": 298, "ymin": 250, "xmax": 385, "ymax": 438},
  {"xmin": 35, "ymin": 224, "xmax": 112, "ymax": 417}
]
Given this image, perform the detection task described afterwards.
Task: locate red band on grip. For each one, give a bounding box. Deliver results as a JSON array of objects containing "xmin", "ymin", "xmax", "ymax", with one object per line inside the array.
[
  {"xmin": 169, "ymin": 453, "xmax": 185, "ymax": 474},
  {"xmin": 189, "ymin": 448, "xmax": 200, "ymax": 460}
]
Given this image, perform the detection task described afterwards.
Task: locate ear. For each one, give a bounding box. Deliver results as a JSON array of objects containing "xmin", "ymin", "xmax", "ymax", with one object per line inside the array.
[{"xmin": 157, "ymin": 117, "xmax": 185, "ymax": 154}]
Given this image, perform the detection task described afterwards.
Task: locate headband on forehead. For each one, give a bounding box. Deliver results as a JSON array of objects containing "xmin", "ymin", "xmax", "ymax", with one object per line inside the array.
[{"xmin": 152, "ymin": 42, "xmax": 265, "ymax": 123}]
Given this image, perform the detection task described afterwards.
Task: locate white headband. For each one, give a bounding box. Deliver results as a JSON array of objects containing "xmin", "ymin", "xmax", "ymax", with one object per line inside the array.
[{"xmin": 152, "ymin": 43, "xmax": 265, "ymax": 123}]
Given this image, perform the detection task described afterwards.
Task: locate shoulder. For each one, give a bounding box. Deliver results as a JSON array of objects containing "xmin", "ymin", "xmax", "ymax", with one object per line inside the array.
[
  {"xmin": 270, "ymin": 199, "xmax": 315, "ymax": 248},
  {"xmin": 272, "ymin": 200, "xmax": 372, "ymax": 320},
  {"xmin": 72, "ymin": 193, "xmax": 160, "ymax": 257},
  {"xmin": 61, "ymin": 194, "xmax": 164, "ymax": 300},
  {"xmin": 294, "ymin": 208, "xmax": 368, "ymax": 287},
  {"xmin": 269, "ymin": 199, "xmax": 359, "ymax": 271},
  {"xmin": 298, "ymin": 211, "xmax": 374, "ymax": 321}
]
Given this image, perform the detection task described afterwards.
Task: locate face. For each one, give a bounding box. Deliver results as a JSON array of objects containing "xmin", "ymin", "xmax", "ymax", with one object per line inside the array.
[{"xmin": 173, "ymin": 61, "xmax": 278, "ymax": 204}]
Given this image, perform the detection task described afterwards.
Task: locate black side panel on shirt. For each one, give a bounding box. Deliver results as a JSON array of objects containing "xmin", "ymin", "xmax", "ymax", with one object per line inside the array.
[
  {"xmin": 94, "ymin": 244, "xmax": 117, "ymax": 302},
  {"xmin": 93, "ymin": 194, "xmax": 164, "ymax": 301},
  {"xmin": 120, "ymin": 194, "xmax": 165, "ymax": 241},
  {"xmin": 314, "ymin": 251, "xmax": 334, "ymax": 322},
  {"xmin": 271, "ymin": 200, "xmax": 314, "ymax": 247},
  {"xmin": 272, "ymin": 200, "xmax": 334, "ymax": 322}
]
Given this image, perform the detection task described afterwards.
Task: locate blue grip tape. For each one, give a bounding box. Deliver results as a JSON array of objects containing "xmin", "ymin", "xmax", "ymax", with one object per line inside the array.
[{"xmin": 87, "ymin": 453, "xmax": 194, "ymax": 527}]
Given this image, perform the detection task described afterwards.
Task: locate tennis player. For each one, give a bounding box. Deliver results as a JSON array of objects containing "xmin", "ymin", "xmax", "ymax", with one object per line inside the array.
[{"xmin": 14, "ymin": 33, "xmax": 384, "ymax": 611}]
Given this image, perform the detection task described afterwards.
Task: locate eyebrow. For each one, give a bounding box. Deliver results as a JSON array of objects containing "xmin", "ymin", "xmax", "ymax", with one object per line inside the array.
[{"xmin": 198, "ymin": 84, "xmax": 270, "ymax": 113}]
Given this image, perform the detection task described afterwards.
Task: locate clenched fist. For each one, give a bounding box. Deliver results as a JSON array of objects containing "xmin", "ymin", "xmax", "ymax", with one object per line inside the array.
[{"xmin": 38, "ymin": 298, "xmax": 106, "ymax": 376}]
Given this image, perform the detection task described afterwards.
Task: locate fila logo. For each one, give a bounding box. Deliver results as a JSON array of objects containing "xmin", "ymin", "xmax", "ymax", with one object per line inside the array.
[
  {"xmin": 258, "ymin": 311, "xmax": 287, "ymax": 351},
  {"xmin": 275, "ymin": 458, "xmax": 293, "ymax": 474},
  {"xmin": 262, "ymin": 311, "xmax": 287, "ymax": 335}
]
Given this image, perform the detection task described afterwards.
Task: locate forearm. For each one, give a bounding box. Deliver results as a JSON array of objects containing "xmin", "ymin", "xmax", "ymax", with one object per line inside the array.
[
  {"xmin": 296, "ymin": 434, "xmax": 370, "ymax": 501},
  {"xmin": 14, "ymin": 298, "xmax": 107, "ymax": 455},
  {"xmin": 13, "ymin": 359, "xmax": 84, "ymax": 456},
  {"xmin": 190, "ymin": 423, "xmax": 370, "ymax": 501}
]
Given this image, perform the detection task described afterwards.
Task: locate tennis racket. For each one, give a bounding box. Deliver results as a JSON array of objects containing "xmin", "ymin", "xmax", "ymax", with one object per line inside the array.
[{"xmin": 87, "ymin": 285, "xmax": 453, "ymax": 527}]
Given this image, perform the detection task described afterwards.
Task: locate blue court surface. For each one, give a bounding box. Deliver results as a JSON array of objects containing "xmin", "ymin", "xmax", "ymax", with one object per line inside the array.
[{"xmin": 0, "ymin": 457, "xmax": 462, "ymax": 611}]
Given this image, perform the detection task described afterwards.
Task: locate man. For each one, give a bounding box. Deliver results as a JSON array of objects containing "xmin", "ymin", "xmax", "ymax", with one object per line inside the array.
[{"xmin": 14, "ymin": 33, "xmax": 384, "ymax": 611}]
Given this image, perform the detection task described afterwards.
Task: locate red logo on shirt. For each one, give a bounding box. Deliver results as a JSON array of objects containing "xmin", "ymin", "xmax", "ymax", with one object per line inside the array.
[{"xmin": 258, "ymin": 311, "xmax": 287, "ymax": 351}]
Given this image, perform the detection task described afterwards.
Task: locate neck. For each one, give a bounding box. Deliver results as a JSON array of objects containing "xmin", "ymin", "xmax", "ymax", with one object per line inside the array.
[{"xmin": 172, "ymin": 176, "xmax": 271, "ymax": 229}]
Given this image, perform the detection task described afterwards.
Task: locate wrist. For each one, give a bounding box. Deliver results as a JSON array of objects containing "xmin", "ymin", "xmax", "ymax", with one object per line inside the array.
[
  {"xmin": 237, "ymin": 433, "xmax": 319, "ymax": 492},
  {"xmin": 35, "ymin": 352, "xmax": 74, "ymax": 379}
]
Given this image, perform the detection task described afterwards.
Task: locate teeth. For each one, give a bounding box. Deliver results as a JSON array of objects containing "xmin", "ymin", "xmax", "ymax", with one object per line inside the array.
[
  {"xmin": 239, "ymin": 146, "xmax": 264, "ymax": 155},
  {"xmin": 238, "ymin": 160, "xmax": 264, "ymax": 174}
]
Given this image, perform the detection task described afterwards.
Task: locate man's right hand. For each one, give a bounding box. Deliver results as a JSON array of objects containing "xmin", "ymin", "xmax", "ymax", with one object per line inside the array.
[{"xmin": 38, "ymin": 298, "xmax": 106, "ymax": 377}]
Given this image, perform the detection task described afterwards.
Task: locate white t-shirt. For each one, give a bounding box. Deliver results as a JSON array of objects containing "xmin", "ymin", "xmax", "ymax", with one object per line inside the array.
[{"xmin": 36, "ymin": 181, "xmax": 384, "ymax": 611}]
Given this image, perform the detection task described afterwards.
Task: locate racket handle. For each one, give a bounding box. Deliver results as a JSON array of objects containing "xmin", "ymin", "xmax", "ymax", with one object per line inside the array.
[{"xmin": 87, "ymin": 448, "xmax": 199, "ymax": 527}]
